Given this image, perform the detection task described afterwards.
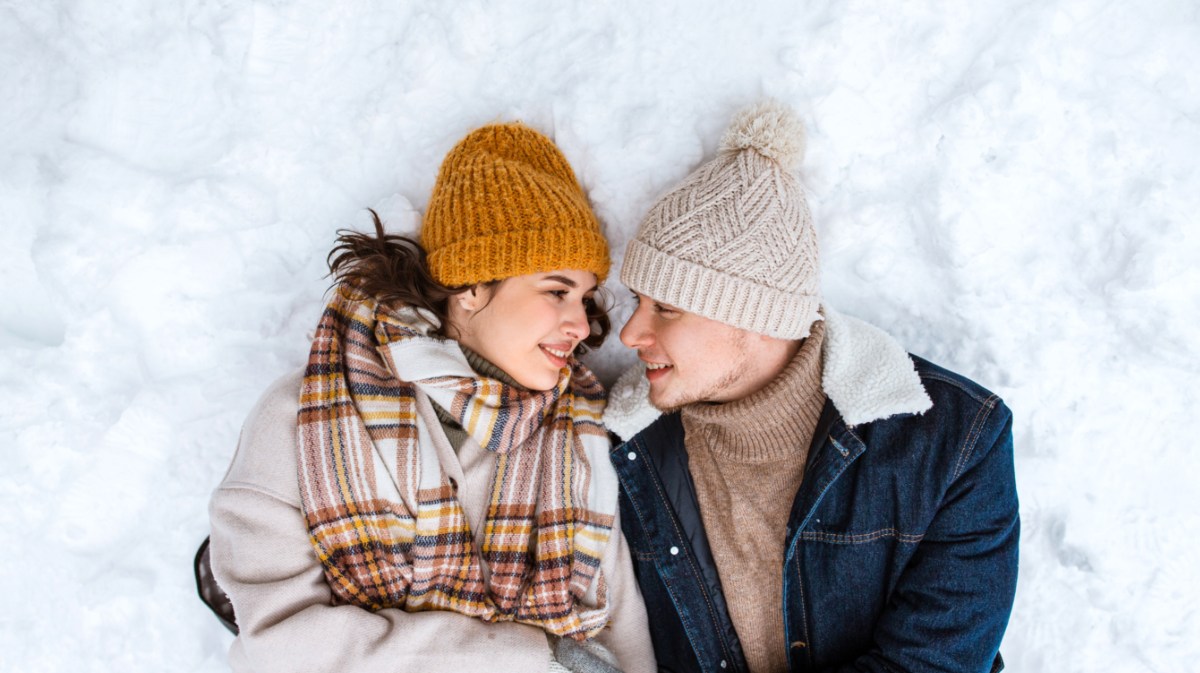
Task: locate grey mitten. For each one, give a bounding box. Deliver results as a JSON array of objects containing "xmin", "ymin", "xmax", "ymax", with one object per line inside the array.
[{"xmin": 552, "ymin": 635, "xmax": 624, "ymax": 673}]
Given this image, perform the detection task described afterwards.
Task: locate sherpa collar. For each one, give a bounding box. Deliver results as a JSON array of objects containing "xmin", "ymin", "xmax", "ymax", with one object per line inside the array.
[{"xmin": 603, "ymin": 308, "xmax": 933, "ymax": 441}]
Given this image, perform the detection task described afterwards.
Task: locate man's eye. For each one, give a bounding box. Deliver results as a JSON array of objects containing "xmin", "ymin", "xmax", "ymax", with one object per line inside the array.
[{"xmin": 654, "ymin": 304, "xmax": 676, "ymax": 316}]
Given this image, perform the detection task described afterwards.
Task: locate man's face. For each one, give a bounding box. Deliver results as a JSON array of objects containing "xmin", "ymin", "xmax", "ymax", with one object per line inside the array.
[{"xmin": 620, "ymin": 293, "xmax": 760, "ymax": 411}]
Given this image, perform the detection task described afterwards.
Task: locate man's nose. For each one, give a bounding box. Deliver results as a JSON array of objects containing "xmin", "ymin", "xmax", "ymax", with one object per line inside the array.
[{"xmin": 620, "ymin": 304, "xmax": 653, "ymax": 350}]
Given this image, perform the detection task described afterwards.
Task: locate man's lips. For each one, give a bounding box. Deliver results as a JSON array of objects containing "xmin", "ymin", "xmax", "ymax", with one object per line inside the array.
[{"xmin": 643, "ymin": 359, "xmax": 673, "ymax": 382}]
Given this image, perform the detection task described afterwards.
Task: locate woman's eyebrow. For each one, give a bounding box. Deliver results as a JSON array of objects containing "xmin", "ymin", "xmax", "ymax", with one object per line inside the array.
[{"xmin": 542, "ymin": 274, "xmax": 597, "ymax": 293}]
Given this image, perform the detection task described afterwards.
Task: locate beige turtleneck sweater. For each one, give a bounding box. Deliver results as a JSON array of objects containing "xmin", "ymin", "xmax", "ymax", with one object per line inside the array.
[{"xmin": 680, "ymin": 318, "xmax": 826, "ymax": 673}]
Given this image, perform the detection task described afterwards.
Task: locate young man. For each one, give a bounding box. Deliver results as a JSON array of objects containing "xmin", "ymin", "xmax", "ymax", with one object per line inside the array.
[{"xmin": 604, "ymin": 101, "xmax": 1019, "ymax": 673}]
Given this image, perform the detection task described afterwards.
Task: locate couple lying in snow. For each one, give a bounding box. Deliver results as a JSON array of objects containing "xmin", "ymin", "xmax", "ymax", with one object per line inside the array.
[{"xmin": 205, "ymin": 101, "xmax": 1018, "ymax": 673}]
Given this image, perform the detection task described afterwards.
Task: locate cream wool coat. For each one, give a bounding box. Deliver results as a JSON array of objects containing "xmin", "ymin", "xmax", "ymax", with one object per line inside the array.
[{"xmin": 209, "ymin": 371, "xmax": 656, "ymax": 673}]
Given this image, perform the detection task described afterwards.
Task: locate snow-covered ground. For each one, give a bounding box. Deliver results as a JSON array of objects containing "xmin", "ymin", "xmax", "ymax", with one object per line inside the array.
[{"xmin": 2, "ymin": 1, "xmax": 1197, "ymax": 671}]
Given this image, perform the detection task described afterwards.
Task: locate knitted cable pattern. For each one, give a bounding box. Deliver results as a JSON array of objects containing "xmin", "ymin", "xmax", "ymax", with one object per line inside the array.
[{"xmin": 621, "ymin": 101, "xmax": 820, "ymax": 339}]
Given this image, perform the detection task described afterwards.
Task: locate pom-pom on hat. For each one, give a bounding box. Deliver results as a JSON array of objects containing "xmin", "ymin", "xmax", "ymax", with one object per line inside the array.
[
  {"xmin": 720, "ymin": 100, "xmax": 808, "ymax": 167},
  {"xmin": 621, "ymin": 100, "xmax": 820, "ymax": 339},
  {"xmin": 422, "ymin": 122, "xmax": 610, "ymax": 287}
]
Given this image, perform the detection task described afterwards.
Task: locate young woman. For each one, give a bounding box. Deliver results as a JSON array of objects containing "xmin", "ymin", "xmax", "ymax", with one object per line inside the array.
[{"xmin": 207, "ymin": 122, "xmax": 654, "ymax": 673}]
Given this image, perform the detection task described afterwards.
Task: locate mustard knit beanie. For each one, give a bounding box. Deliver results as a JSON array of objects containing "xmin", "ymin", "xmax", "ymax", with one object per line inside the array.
[
  {"xmin": 422, "ymin": 122, "xmax": 610, "ymax": 287},
  {"xmin": 621, "ymin": 100, "xmax": 820, "ymax": 339}
]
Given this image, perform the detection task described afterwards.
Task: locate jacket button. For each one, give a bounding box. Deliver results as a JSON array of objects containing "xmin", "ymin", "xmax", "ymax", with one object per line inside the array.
[
  {"xmin": 791, "ymin": 641, "xmax": 807, "ymax": 649},
  {"xmin": 627, "ymin": 451, "xmax": 637, "ymax": 460},
  {"xmin": 669, "ymin": 546, "xmax": 679, "ymax": 555},
  {"xmin": 720, "ymin": 661, "xmax": 727, "ymax": 669}
]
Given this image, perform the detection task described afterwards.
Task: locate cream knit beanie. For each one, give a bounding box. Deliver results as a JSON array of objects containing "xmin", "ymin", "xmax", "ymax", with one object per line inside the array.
[{"xmin": 621, "ymin": 100, "xmax": 820, "ymax": 339}]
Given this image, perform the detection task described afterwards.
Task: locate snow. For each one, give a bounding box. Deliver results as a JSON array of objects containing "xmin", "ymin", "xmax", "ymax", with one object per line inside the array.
[{"xmin": 2, "ymin": 1, "xmax": 1197, "ymax": 671}]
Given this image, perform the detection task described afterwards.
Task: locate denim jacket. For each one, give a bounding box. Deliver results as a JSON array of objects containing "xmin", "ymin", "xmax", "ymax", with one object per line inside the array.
[{"xmin": 603, "ymin": 309, "xmax": 1019, "ymax": 673}]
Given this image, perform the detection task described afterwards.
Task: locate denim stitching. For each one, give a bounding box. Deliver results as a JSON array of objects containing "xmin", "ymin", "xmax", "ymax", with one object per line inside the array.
[
  {"xmin": 843, "ymin": 424, "xmax": 865, "ymax": 447},
  {"xmin": 952, "ymin": 394, "xmax": 998, "ymax": 481},
  {"xmin": 788, "ymin": 544, "xmax": 813, "ymax": 668},
  {"xmin": 620, "ymin": 437, "xmax": 737, "ymax": 672},
  {"xmin": 611, "ymin": 443, "xmax": 711, "ymax": 671},
  {"xmin": 610, "ymin": 447, "xmax": 653, "ymax": 551},
  {"xmin": 799, "ymin": 528, "xmax": 924, "ymax": 544},
  {"xmin": 918, "ymin": 372, "xmax": 992, "ymax": 406},
  {"xmin": 646, "ymin": 451, "xmax": 736, "ymax": 669}
]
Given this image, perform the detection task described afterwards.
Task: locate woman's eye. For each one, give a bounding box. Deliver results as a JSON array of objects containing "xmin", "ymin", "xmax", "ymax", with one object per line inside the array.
[{"xmin": 548, "ymin": 289, "xmax": 569, "ymax": 298}]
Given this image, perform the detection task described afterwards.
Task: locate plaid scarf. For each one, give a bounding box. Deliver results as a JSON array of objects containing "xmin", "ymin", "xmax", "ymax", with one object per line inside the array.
[{"xmin": 297, "ymin": 284, "xmax": 616, "ymax": 639}]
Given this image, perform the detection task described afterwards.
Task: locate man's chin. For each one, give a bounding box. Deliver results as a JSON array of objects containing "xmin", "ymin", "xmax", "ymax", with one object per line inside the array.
[{"xmin": 648, "ymin": 389, "xmax": 687, "ymax": 414}]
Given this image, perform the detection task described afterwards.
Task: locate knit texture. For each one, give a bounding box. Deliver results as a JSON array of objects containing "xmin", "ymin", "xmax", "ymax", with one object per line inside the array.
[
  {"xmin": 621, "ymin": 100, "xmax": 819, "ymax": 339},
  {"xmin": 423, "ymin": 122, "xmax": 610, "ymax": 286},
  {"xmin": 681, "ymin": 318, "xmax": 826, "ymax": 673},
  {"xmin": 298, "ymin": 283, "xmax": 617, "ymax": 639}
]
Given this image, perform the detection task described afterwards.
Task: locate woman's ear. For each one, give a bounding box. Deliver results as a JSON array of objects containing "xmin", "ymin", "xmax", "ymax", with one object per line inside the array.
[
  {"xmin": 447, "ymin": 284, "xmax": 491, "ymax": 342},
  {"xmin": 452, "ymin": 285, "xmax": 483, "ymax": 313},
  {"xmin": 451, "ymin": 284, "xmax": 489, "ymax": 314},
  {"xmin": 445, "ymin": 287, "xmax": 477, "ymax": 343}
]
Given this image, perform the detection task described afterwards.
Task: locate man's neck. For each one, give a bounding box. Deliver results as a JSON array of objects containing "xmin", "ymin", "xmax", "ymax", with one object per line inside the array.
[{"xmin": 682, "ymin": 318, "xmax": 826, "ymax": 461}]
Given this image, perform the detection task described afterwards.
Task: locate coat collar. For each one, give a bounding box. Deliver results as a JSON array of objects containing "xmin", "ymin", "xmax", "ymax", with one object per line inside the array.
[{"xmin": 603, "ymin": 308, "xmax": 933, "ymax": 441}]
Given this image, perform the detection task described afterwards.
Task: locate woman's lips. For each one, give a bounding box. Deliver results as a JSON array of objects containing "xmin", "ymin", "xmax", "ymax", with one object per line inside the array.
[{"xmin": 540, "ymin": 344, "xmax": 571, "ymax": 368}]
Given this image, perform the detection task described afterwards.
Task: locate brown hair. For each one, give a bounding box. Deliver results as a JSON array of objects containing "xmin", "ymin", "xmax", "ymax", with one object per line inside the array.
[{"xmin": 327, "ymin": 210, "xmax": 611, "ymax": 352}]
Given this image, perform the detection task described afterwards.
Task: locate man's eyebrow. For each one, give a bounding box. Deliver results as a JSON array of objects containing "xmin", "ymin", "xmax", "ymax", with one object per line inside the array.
[{"xmin": 542, "ymin": 274, "xmax": 597, "ymax": 292}]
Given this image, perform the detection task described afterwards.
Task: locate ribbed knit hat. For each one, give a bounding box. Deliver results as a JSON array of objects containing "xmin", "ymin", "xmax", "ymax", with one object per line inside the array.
[
  {"xmin": 422, "ymin": 122, "xmax": 610, "ymax": 287},
  {"xmin": 621, "ymin": 100, "xmax": 820, "ymax": 339}
]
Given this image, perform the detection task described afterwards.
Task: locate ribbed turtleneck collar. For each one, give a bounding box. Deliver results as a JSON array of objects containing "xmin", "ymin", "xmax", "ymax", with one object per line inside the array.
[
  {"xmin": 681, "ymin": 317, "xmax": 826, "ymax": 463},
  {"xmin": 460, "ymin": 345, "xmax": 522, "ymax": 389}
]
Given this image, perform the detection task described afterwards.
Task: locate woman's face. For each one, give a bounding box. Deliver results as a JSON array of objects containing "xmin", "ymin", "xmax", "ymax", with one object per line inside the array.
[{"xmin": 448, "ymin": 269, "xmax": 598, "ymax": 391}]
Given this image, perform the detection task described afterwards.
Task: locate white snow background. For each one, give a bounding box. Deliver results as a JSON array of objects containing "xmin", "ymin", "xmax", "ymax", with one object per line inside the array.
[{"xmin": 2, "ymin": 1, "xmax": 1198, "ymax": 671}]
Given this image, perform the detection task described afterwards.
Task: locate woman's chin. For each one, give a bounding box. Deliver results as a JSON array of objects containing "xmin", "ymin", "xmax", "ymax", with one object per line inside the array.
[{"xmin": 509, "ymin": 367, "xmax": 562, "ymax": 392}]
